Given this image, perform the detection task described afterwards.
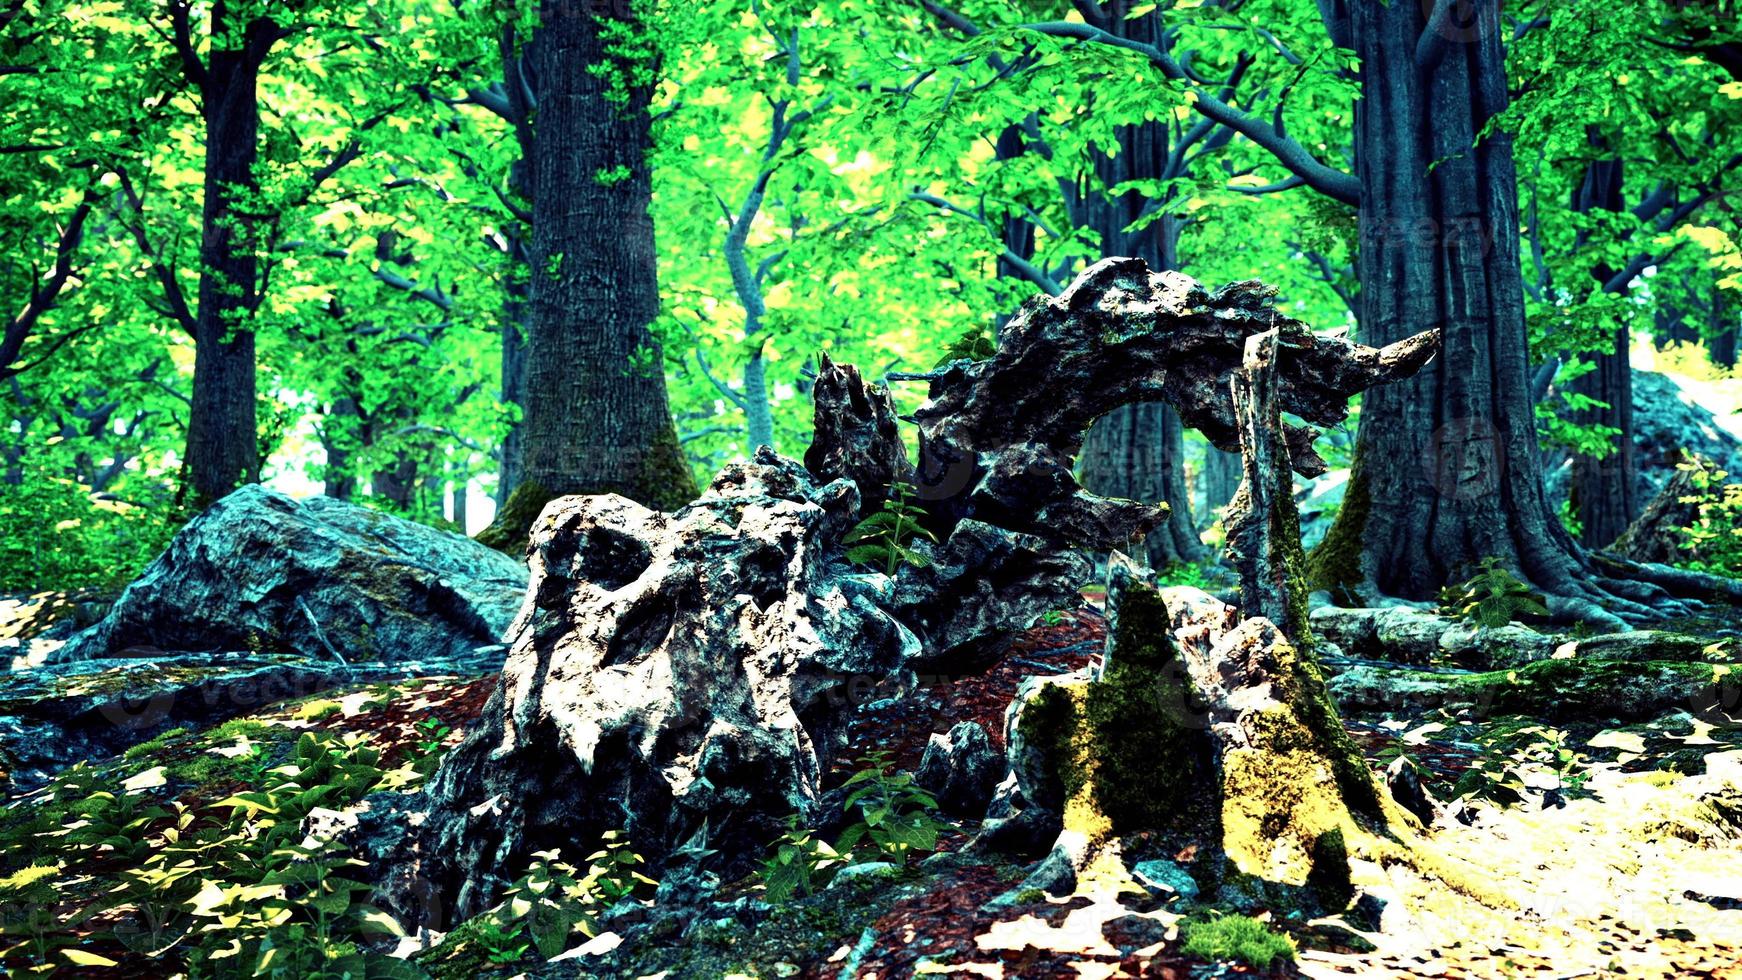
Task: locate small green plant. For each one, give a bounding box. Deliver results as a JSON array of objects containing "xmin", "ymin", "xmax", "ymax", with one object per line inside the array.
[
  {"xmin": 472, "ymin": 917, "xmax": 530, "ymax": 966},
  {"xmin": 933, "ymin": 324, "xmax": 996, "ymax": 367},
  {"xmin": 410, "ymin": 716, "xmax": 452, "ymax": 775},
  {"xmin": 494, "ymin": 836, "xmax": 656, "ymax": 960},
  {"xmin": 1449, "ymin": 721, "xmax": 1591, "ymax": 809},
  {"xmin": 844, "ymin": 485, "xmax": 937, "ymax": 576},
  {"xmin": 1438, "ymin": 558, "xmax": 1548, "ymax": 628},
  {"xmin": 761, "ymin": 750, "xmax": 946, "ymax": 904},
  {"xmin": 834, "ymin": 750, "xmax": 944, "ymax": 865},
  {"xmin": 1154, "ymin": 561, "xmax": 1212, "ymax": 589},
  {"xmin": 1180, "ymin": 913, "xmax": 1297, "ymax": 970},
  {"xmin": 0, "ymin": 862, "xmax": 66, "ymax": 971},
  {"xmin": 1037, "ymin": 609, "xmax": 1067, "ymax": 627},
  {"xmin": 1677, "ymin": 459, "xmax": 1742, "ymax": 575},
  {"xmin": 759, "ymin": 816, "xmax": 844, "ymax": 904},
  {"xmin": 593, "ymin": 164, "xmax": 632, "ymax": 187}
]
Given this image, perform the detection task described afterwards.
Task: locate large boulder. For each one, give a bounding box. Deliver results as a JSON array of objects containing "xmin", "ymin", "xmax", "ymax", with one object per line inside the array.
[
  {"xmin": 52, "ymin": 485, "xmax": 527, "ymax": 665},
  {"xmin": 404, "ymin": 451, "xmax": 923, "ymax": 921}
]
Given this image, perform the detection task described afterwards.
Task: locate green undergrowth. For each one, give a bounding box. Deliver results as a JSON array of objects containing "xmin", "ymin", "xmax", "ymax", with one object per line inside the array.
[
  {"xmin": 0, "ymin": 679, "xmax": 456, "ymax": 977},
  {"xmin": 1180, "ymin": 912, "xmax": 1297, "ymax": 970}
]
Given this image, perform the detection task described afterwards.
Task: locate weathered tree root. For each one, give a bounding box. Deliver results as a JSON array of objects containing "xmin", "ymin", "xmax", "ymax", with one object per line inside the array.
[{"xmin": 907, "ymin": 257, "xmax": 1439, "ymax": 550}]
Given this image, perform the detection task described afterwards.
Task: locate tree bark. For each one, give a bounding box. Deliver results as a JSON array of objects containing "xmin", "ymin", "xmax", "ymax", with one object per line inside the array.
[
  {"xmin": 322, "ymin": 395, "xmax": 361, "ymax": 500},
  {"xmin": 510, "ymin": 0, "xmax": 697, "ymax": 517},
  {"xmin": 1568, "ymin": 324, "xmax": 1636, "ymax": 548},
  {"xmin": 184, "ymin": 10, "xmax": 276, "ymax": 507},
  {"xmin": 497, "ymin": 231, "xmax": 530, "ymax": 505},
  {"xmin": 1710, "ymin": 280, "xmax": 1737, "ymax": 369},
  {"xmin": 1200, "ymin": 444, "xmax": 1241, "ymax": 526},
  {"xmin": 1567, "ymin": 155, "xmax": 1638, "ymax": 548},
  {"xmin": 495, "ymin": 31, "xmax": 537, "ymax": 506},
  {"xmin": 1308, "ymin": 0, "xmax": 1658, "ymax": 626}
]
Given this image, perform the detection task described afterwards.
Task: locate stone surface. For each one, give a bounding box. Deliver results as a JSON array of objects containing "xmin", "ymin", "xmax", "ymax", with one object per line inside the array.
[
  {"xmin": 0, "ymin": 645, "xmax": 505, "ymax": 791},
  {"xmin": 1434, "ymin": 623, "xmax": 1556, "ymax": 670},
  {"xmin": 803, "ymin": 353, "xmax": 912, "ymax": 511},
  {"xmin": 1386, "ymin": 757, "xmax": 1438, "ymax": 826},
  {"xmin": 0, "ymin": 653, "xmax": 347, "ymax": 788},
  {"xmin": 1310, "ymin": 606, "xmax": 1457, "ymax": 666},
  {"xmin": 1131, "ymin": 859, "xmax": 1200, "ymax": 901},
  {"xmin": 1328, "ymin": 659, "xmax": 1737, "ymax": 722},
  {"xmin": 914, "ymin": 720, "xmax": 1001, "ymax": 818},
  {"xmin": 405, "ymin": 451, "xmax": 923, "ymax": 921},
  {"xmin": 890, "ymin": 520, "xmax": 1091, "ymax": 672},
  {"xmin": 53, "ymin": 485, "xmax": 528, "ymax": 665}
]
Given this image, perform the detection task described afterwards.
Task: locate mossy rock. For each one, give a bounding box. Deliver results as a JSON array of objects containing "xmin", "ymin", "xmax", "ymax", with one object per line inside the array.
[
  {"xmin": 1007, "ymin": 562, "xmax": 1379, "ymax": 910},
  {"xmin": 1329, "ymin": 658, "xmax": 1739, "ymax": 722}
]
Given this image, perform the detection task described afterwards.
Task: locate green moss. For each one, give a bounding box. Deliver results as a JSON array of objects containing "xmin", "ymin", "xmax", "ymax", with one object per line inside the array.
[
  {"xmin": 1019, "ymin": 581, "xmax": 1220, "ymax": 846},
  {"xmin": 1306, "ymin": 463, "xmax": 1370, "ymax": 599},
  {"xmin": 1460, "ymin": 659, "xmax": 1727, "ymax": 721},
  {"xmin": 1281, "ymin": 640, "xmax": 1385, "ymax": 821},
  {"xmin": 473, "ymin": 481, "xmax": 557, "ymax": 554},
  {"xmin": 1180, "ymin": 913, "xmax": 1297, "ymax": 970},
  {"xmin": 1305, "ymin": 828, "xmax": 1353, "ymax": 911},
  {"xmin": 635, "ymin": 420, "xmax": 702, "ymax": 512},
  {"xmin": 477, "ymin": 432, "xmax": 697, "ymax": 554},
  {"xmin": 123, "ymin": 727, "xmax": 193, "ymax": 760},
  {"xmin": 295, "ymin": 698, "xmax": 344, "ymax": 722}
]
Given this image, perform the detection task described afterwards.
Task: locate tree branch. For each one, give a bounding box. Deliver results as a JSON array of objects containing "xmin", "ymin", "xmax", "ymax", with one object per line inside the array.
[{"xmin": 1021, "ymin": 20, "xmax": 1361, "ymax": 204}]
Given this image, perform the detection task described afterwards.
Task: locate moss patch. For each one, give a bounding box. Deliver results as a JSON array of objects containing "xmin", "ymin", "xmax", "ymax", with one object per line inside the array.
[
  {"xmin": 473, "ymin": 481, "xmax": 557, "ymax": 554},
  {"xmin": 1306, "ymin": 462, "xmax": 1371, "ymax": 599},
  {"xmin": 1019, "ymin": 582, "xmax": 1219, "ymax": 847},
  {"xmin": 1180, "ymin": 913, "xmax": 1297, "ymax": 970}
]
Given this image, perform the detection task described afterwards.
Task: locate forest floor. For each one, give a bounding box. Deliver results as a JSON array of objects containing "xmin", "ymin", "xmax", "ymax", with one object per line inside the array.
[{"xmin": 5, "ymin": 601, "xmax": 1742, "ymax": 978}]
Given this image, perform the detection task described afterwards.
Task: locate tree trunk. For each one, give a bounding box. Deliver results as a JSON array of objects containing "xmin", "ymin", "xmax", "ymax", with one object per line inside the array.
[
  {"xmin": 1655, "ymin": 306, "xmax": 1698, "ymax": 348},
  {"xmin": 322, "ymin": 396, "xmax": 360, "ymax": 500},
  {"xmin": 497, "ymin": 231, "xmax": 530, "ymax": 505},
  {"xmin": 743, "ymin": 353, "xmax": 775, "ymax": 451},
  {"xmin": 184, "ymin": 21, "xmax": 271, "ymax": 507},
  {"xmin": 1200, "ymin": 445, "xmax": 1241, "ymax": 526},
  {"xmin": 1076, "ymin": 9, "xmax": 1201, "ymax": 565},
  {"xmin": 495, "ymin": 31, "xmax": 537, "ymax": 508},
  {"xmin": 1710, "ymin": 280, "xmax": 1737, "ymax": 369},
  {"xmin": 1567, "ymin": 156, "xmax": 1637, "ymax": 548},
  {"xmin": 1568, "ymin": 325, "xmax": 1636, "ymax": 547},
  {"xmin": 505, "ymin": 0, "xmax": 697, "ymax": 531},
  {"xmin": 1309, "ymin": 0, "xmax": 1648, "ymax": 625},
  {"xmin": 372, "ymin": 454, "xmax": 418, "ymax": 510}
]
